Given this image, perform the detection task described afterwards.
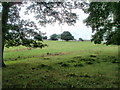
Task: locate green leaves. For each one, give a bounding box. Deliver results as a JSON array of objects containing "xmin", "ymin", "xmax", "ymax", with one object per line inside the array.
[
  {"xmin": 34, "ymin": 34, "xmax": 43, "ymax": 41},
  {"xmin": 61, "ymin": 31, "xmax": 74, "ymax": 41},
  {"xmin": 50, "ymin": 34, "xmax": 58, "ymax": 40},
  {"xmin": 84, "ymin": 2, "xmax": 120, "ymax": 45}
]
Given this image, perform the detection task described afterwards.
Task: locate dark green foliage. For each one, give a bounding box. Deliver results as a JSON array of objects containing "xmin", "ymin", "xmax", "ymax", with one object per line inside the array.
[
  {"xmin": 2, "ymin": 2, "xmax": 46, "ymax": 48},
  {"xmin": 37, "ymin": 64, "xmax": 53, "ymax": 70},
  {"xmin": 61, "ymin": 63, "xmax": 69, "ymax": 67},
  {"xmin": 43, "ymin": 36, "xmax": 47, "ymax": 40},
  {"xmin": 34, "ymin": 34, "xmax": 43, "ymax": 41},
  {"xmin": 66, "ymin": 73, "xmax": 77, "ymax": 77},
  {"xmin": 84, "ymin": 2, "xmax": 120, "ymax": 45},
  {"xmin": 90, "ymin": 55, "xmax": 97, "ymax": 57},
  {"xmin": 74, "ymin": 63, "xmax": 84, "ymax": 67},
  {"xmin": 80, "ymin": 58, "xmax": 95, "ymax": 62},
  {"xmin": 57, "ymin": 62, "xmax": 64, "ymax": 65},
  {"xmin": 73, "ymin": 56, "xmax": 82, "ymax": 59},
  {"xmin": 85, "ymin": 61, "xmax": 93, "ymax": 64},
  {"xmin": 111, "ymin": 59, "xmax": 120, "ymax": 64},
  {"xmin": 61, "ymin": 31, "xmax": 74, "ymax": 41},
  {"xmin": 66, "ymin": 73, "xmax": 91, "ymax": 78},
  {"xmin": 50, "ymin": 34, "xmax": 58, "ymax": 40},
  {"xmin": 67, "ymin": 60, "xmax": 76, "ymax": 63},
  {"xmin": 105, "ymin": 29, "xmax": 120, "ymax": 45},
  {"xmin": 43, "ymin": 57, "xmax": 50, "ymax": 60},
  {"xmin": 79, "ymin": 38, "xmax": 84, "ymax": 41}
]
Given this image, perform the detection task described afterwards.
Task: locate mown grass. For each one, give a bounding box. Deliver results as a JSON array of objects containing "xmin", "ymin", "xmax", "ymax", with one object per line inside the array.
[{"xmin": 3, "ymin": 40, "xmax": 120, "ymax": 88}]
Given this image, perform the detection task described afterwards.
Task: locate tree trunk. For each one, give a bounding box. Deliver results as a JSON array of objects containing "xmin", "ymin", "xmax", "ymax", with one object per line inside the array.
[
  {"xmin": 2, "ymin": 42, "xmax": 6, "ymax": 67},
  {"xmin": 1, "ymin": 2, "xmax": 21, "ymax": 67},
  {"xmin": 1, "ymin": 3, "xmax": 10, "ymax": 67}
]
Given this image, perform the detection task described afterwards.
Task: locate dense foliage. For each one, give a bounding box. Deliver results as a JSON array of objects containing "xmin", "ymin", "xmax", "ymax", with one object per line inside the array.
[
  {"xmin": 61, "ymin": 31, "xmax": 74, "ymax": 41},
  {"xmin": 84, "ymin": 2, "xmax": 120, "ymax": 45},
  {"xmin": 43, "ymin": 36, "xmax": 47, "ymax": 40},
  {"xmin": 34, "ymin": 34, "xmax": 43, "ymax": 41},
  {"xmin": 79, "ymin": 38, "xmax": 84, "ymax": 41},
  {"xmin": 50, "ymin": 34, "xmax": 58, "ymax": 40}
]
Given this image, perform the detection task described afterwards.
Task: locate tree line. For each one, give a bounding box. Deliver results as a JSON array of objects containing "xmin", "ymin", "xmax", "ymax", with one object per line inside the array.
[
  {"xmin": 34, "ymin": 31, "xmax": 84, "ymax": 41},
  {"xmin": 49, "ymin": 31, "xmax": 84, "ymax": 41}
]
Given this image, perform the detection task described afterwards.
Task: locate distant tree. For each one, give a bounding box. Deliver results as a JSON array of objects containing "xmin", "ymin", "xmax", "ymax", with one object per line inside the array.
[
  {"xmin": 43, "ymin": 36, "xmax": 47, "ymax": 40},
  {"xmin": 61, "ymin": 31, "xmax": 74, "ymax": 41},
  {"xmin": 50, "ymin": 34, "xmax": 58, "ymax": 40},
  {"xmin": 79, "ymin": 38, "xmax": 84, "ymax": 41},
  {"xmin": 34, "ymin": 34, "xmax": 43, "ymax": 41}
]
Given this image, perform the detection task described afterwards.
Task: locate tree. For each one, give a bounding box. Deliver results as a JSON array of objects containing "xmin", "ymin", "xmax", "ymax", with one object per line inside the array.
[
  {"xmin": 84, "ymin": 2, "xmax": 120, "ymax": 45},
  {"xmin": 61, "ymin": 31, "xmax": 74, "ymax": 41},
  {"xmin": 79, "ymin": 38, "xmax": 84, "ymax": 41},
  {"xmin": 34, "ymin": 34, "xmax": 43, "ymax": 41},
  {"xmin": 43, "ymin": 36, "xmax": 47, "ymax": 40},
  {"xmin": 1, "ymin": 1, "xmax": 88, "ymax": 67},
  {"xmin": 1, "ymin": 2, "xmax": 47, "ymax": 67},
  {"xmin": 50, "ymin": 34, "xmax": 58, "ymax": 40}
]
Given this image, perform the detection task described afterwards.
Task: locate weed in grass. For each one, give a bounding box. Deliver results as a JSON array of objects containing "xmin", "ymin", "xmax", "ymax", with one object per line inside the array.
[
  {"xmin": 101, "ymin": 56, "xmax": 119, "ymax": 63},
  {"xmin": 74, "ymin": 63, "xmax": 84, "ymax": 67},
  {"xmin": 85, "ymin": 61, "xmax": 93, "ymax": 64},
  {"xmin": 46, "ymin": 52, "xmax": 51, "ymax": 55},
  {"xmin": 66, "ymin": 73, "xmax": 91, "ymax": 78},
  {"xmin": 47, "ymin": 66, "xmax": 53, "ymax": 70},
  {"xmin": 90, "ymin": 55, "xmax": 97, "ymax": 57},
  {"xmin": 8, "ymin": 58, "xmax": 12, "ymax": 60},
  {"xmin": 67, "ymin": 60, "xmax": 76, "ymax": 63},
  {"xmin": 38, "ymin": 64, "xmax": 47, "ymax": 68},
  {"xmin": 56, "ymin": 62, "xmax": 64, "ymax": 65},
  {"xmin": 57, "ymin": 58, "xmax": 60, "ymax": 60},
  {"xmin": 31, "ymin": 68, "xmax": 36, "ymax": 70},
  {"xmin": 61, "ymin": 63, "xmax": 69, "ymax": 67},
  {"xmin": 97, "ymin": 61, "xmax": 100, "ymax": 63},
  {"xmin": 67, "ymin": 84, "xmax": 76, "ymax": 88},
  {"xmin": 80, "ymin": 58, "xmax": 96, "ymax": 64},
  {"xmin": 109, "ymin": 56, "xmax": 116, "ymax": 59},
  {"xmin": 112, "ymin": 59, "xmax": 120, "ymax": 63},
  {"xmin": 37, "ymin": 64, "xmax": 53, "ymax": 70},
  {"xmin": 66, "ymin": 73, "xmax": 77, "ymax": 77},
  {"xmin": 17, "ymin": 56, "xmax": 21, "ymax": 58},
  {"xmin": 73, "ymin": 56, "xmax": 82, "ymax": 59},
  {"xmin": 43, "ymin": 57, "xmax": 50, "ymax": 60},
  {"xmin": 79, "ymin": 74, "xmax": 91, "ymax": 78},
  {"xmin": 12, "ymin": 58, "xmax": 18, "ymax": 61}
]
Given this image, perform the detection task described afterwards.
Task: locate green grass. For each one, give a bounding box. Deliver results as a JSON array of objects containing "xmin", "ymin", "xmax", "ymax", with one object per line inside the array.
[{"xmin": 3, "ymin": 40, "xmax": 120, "ymax": 88}]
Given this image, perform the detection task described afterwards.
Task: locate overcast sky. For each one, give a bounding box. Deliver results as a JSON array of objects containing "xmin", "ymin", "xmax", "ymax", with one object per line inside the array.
[{"xmin": 20, "ymin": 5, "xmax": 93, "ymax": 40}]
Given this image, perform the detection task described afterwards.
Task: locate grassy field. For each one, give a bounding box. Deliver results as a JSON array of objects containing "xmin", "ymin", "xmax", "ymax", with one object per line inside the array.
[{"xmin": 3, "ymin": 40, "xmax": 120, "ymax": 88}]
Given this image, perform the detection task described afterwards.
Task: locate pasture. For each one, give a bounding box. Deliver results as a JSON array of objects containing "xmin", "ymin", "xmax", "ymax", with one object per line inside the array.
[{"xmin": 3, "ymin": 40, "xmax": 120, "ymax": 88}]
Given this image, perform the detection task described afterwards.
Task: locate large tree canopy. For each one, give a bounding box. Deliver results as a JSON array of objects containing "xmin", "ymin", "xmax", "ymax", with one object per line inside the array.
[
  {"xmin": 61, "ymin": 31, "xmax": 74, "ymax": 41},
  {"xmin": 84, "ymin": 2, "xmax": 120, "ymax": 45},
  {"xmin": 50, "ymin": 34, "xmax": 58, "ymax": 40},
  {"xmin": 1, "ymin": 1, "xmax": 88, "ymax": 67}
]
